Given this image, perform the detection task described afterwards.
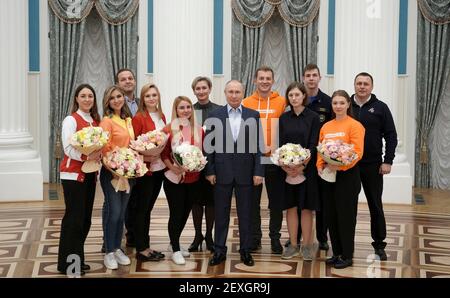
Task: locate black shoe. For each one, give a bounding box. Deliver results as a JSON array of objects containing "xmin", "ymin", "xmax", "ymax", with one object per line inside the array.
[
  {"xmin": 271, "ymin": 240, "xmax": 283, "ymax": 254},
  {"xmin": 81, "ymin": 264, "xmax": 90, "ymax": 271},
  {"xmin": 136, "ymin": 252, "xmax": 161, "ymax": 262},
  {"xmin": 150, "ymin": 250, "xmax": 165, "ymax": 259},
  {"xmin": 333, "ymin": 257, "xmax": 353, "ymax": 269},
  {"xmin": 209, "ymin": 253, "xmax": 226, "ymax": 266},
  {"xmin": 240, "ymin": 252, "xmax": 255, "ymax": 266},
  {"xmin": 319, "ymin": 241, "xmax": 329, "ymax": 251},
  {"xmin": 205, "ymin": 235, "xmax": 215, "ymax": 252},
  {"xmin": 250, "ymin": 242, "xmax": 262, "ymax": 252},
  {"xmin": 375, "ymin": 248, "xmax": 388, "ymax": 261},
  {"xmin": 188, "ymin": 235, "xmax": 204, "ymax": 252},
  {"xmin": 325, "ymin": 255, "xmax": 340, "ymax": 265}
]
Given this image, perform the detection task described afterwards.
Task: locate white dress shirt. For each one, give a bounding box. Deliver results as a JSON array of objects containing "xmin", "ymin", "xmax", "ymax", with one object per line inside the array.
[{"xmin": 227, "ymin": 104, "xmax": 242, "ymax": 142}]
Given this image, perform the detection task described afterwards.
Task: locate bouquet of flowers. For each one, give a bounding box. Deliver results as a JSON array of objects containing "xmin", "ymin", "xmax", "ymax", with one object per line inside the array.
[
  {"xmin": 130, "ymin": 130, "xmax": 168, "ymax": 172},
  {"xmin": 164, "ymin": 142, "xmax": 208, "ymax": 184},
  {"xmin": 317, "ymin": 139, "xmax": 359, "ymax": 182},
  {"xmin": 271, "ymin": 143, "xmax": 311, "ymax": 184},
  {"xmin": 70, "ymin": 126, "xmax": 109, "ymax": 173},
  {"xmin": 102, "ymin": 147, "xmax": 148, "ymax": 192}
]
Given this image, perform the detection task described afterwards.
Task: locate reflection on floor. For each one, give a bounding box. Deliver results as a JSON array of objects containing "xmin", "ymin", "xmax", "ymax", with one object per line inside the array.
[{"xmin": 0, "ymin": 186, "xmax": 449, "ymax": 278}]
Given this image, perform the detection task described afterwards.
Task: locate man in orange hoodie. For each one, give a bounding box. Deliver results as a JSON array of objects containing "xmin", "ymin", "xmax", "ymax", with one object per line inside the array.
[{"xmin": 242, "ymin": 66, "xmax": 287, "ymax": 254}]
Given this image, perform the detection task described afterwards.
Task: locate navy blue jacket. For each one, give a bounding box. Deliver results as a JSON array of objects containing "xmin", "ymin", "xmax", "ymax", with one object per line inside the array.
[
  {"xmin": 205, "ymin": 105, "xmax": 264, "ymax": 185},
  {"xmin": 307, "ymin": 89, "xmax": 332, "ymax": 127},
  {"xmin": 351, "ymin": 94, "xmax": 398, "ymax": 165}
]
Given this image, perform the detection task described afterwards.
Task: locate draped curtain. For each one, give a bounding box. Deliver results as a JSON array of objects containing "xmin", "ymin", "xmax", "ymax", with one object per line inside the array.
[
  {"xmin": 415, "ymin": 0, "xmax": 450, "ymax": 188},
  {"xmin": 48, "ymin": 0, "xmax": 139, "ymax": 182},
  {"xmin": 231, "ymin": 0, "xmax": 319, "ymax": 97},
  {"xmin": 48, "ymin": 12, "xmax": 86, "ymax": 183},
  {"xmin": 102, "ymin": 11, "xmax": 139, "ymax": 83}
]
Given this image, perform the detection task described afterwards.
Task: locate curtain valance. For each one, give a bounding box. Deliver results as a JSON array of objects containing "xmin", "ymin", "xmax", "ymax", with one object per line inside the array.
[
  {"xmin": 231, "ymin": 0, "xmax": 320, "ymax": 28},
  {"xmin": 417, "ymin": 0, "xmax": 450, "ymax": 25},
  {"xmin": 48, "ymin": 0, "xmax": 139, "ymax": 25}
]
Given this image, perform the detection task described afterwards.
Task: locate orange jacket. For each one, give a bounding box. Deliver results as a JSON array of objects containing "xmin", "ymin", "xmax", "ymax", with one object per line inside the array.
[
  {"xmin": 100, "ymin": 116, "xmax": 135, "ymax": 155},
  {"xmin": 316, "ymin": 116, "xmax": 365, "ymax": 171},
  {"xmin": 242, "ymin": 91, "xmax": 286, "ymax": 153}
]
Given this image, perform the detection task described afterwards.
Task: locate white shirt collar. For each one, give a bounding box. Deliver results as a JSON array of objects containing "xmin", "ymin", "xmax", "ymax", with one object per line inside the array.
[
  {"xmin": 227, "ymin": 104, "xmax": 242, "ymax": 113},
  {"xmin": 355, "ymin": 94, "xmax": 372, "ymax": 107}
]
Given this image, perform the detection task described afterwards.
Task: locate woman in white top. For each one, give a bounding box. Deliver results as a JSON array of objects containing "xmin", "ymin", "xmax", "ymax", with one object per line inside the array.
[{"xmin": 57, "ymin": 84, "xmax": 101, "ymax": 276}]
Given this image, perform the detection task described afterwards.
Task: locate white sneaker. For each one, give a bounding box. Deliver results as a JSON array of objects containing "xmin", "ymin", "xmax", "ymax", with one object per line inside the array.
[
  {"xmin": 171, "ymin": 251, "xmax": 186, "ymax": 265},
  {"xmin": 114, "ymin": 249, "xmax": 131, "ymax": 265},
  {"xmin": 104, "ymin": 252, "xmax": 118, "ymax": 270},
  {"xmin": 167, "ymin": 244, "xmax": 190, "ymax": 257}
]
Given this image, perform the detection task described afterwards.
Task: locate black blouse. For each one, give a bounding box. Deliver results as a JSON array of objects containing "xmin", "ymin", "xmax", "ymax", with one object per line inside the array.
[{"xmin": 279, "ymin": 107, "xmax": 320, "ymax": 156}]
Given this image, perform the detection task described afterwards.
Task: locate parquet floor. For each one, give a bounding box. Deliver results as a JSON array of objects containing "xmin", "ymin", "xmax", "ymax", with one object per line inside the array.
[{"xmin": 0, "ymin": 185, "xmax": 449, "ymax": 278}]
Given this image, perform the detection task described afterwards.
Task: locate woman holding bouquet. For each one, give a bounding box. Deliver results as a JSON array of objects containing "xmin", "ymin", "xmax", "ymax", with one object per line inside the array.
[
  {"xmin": 316, "ymin": 90, "xmax": 365, "ymax": 269},
  {"xmin": 99, "ymin": 85, "xmax": 135, "ymax": 270},
  {"xmin": 278, "ymin": 82, "xmax": 320, "ymax": 261},
  {"xmin": 57, "ymin": 84, "xmax": 101, "ymax": 276},
  {"xmin": 161, "ymin": 96, "xmax": 204, "ymax": 265},
  {"xmin": 131, "ymin": 83, "xmax": 167, "ymax": 261}
]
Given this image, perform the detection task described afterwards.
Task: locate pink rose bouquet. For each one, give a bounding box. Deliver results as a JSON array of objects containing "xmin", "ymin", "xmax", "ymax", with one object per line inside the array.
[
  {"xmin": 317, "ymin": 139, "xmax": 358, "ymax": 182},
  {"xmin": 130, "ymin": 130, "xmax": 168, "ymax": 171},
  {"xmin": 103, "ymin": 147, "xmax": 148, "ymax": 192}
]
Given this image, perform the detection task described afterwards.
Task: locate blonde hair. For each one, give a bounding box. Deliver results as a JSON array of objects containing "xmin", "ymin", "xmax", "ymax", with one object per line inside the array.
[
  {"xmin": 137, "ymin": 83, "xmax": 164, "ymax": 119},
  {"xmin": 170, "ymin": 96, "xmax": 201, "ymax": 146},
  {"xmin": 102, "ymin": 85, "xmax": 131, "ymax": 119}
]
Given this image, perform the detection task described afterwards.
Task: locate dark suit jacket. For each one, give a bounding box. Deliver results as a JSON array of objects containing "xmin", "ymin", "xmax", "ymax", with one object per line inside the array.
[{"xmin": 205, "ymin": 105, "xmax": 264, "ymax": 185}]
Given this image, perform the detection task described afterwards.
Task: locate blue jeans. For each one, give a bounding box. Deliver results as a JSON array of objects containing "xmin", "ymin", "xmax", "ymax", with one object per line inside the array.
[{"xmin": 100, "ymin": 167, "xmax": 134, "ymax": 253}]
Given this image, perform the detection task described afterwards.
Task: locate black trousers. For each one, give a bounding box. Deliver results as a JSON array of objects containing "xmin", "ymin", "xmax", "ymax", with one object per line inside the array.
[
  {"xmin": 296, "ymin": 179, "xmax": 328, "ymax": 243},
  {"xmin": 250, "ymin": 164, "xmax": 283, "ymax": 244},
  {"xmin": 359, "ymin": 163, "xmax": 387, "ymax": 249},
  {"xmin": 214, "ymin": 182, "xmax": 253, "ymax": 255},
  {"xmin": 163, "ymin": 178, "xmax": 199, "ymax": 252},
  {"xmin": 323, "ymin": 166, "xmax": 361, "ymax": 260},
  {"xmin": 134, "ymin": 170, "xmax": 165, "ymax": 252},
  {"xmin": 57, "ymin": 173, "xmax": 96, "ymax": 272}
]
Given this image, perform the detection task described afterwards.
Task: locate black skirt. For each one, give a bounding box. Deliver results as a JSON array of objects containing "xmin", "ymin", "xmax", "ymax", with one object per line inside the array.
[{"xmin": 276, "ymin": 163, "xmax": 320, "ymax": 211}]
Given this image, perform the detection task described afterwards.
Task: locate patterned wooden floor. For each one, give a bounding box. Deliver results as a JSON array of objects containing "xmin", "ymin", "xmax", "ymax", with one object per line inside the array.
[{"xmin": 0, "ymin": 187, "xmax": 450, "ymax": 278}]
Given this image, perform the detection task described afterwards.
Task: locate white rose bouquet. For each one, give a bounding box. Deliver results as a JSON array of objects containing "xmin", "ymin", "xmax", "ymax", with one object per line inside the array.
[
  {"xmin": 164, "ymin": 142, "xmax": 207, "ymax": 184},
  {"xmin": 271, "ymin": 143, "xmax": 311, "ymax": 185}
]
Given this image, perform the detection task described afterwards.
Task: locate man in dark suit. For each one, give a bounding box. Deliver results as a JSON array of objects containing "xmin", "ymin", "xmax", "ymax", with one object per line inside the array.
[{"xmin": 205, "ymin": 80, "xmax": 264, "ymax": 267}]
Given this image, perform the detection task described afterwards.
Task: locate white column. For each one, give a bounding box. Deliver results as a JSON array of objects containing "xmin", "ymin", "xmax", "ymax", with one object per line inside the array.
[
  {"xmin": 335, "ymin": 0, "xmax": 412, "ymax": 204},
  {"xmin": 0, "ymin": 0, "xmax": 43, "ymax": 201}
]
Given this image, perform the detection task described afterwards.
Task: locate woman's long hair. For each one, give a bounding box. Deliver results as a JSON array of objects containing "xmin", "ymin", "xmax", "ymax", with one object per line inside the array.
[
  {"xmin": 102, "ymin": 85, "xmax": 132, "ymax": 119},
  {"xmin": 285, "ymin": 81, "xmax": 308, "ymax": 110},
  {"xmin": 169, "ymin": 96, "xmax": 201, "ymax": 146},
  {"xmin": 137, "ymin": 83, "xmax": 164, "ymax": 119},
  {"xmin": 70, "ymin": 84, "xmax": 100, "ymax": 122},
  {"xmin": 330, "ymin": 90, "xmax": 353, "ymax": 119}
]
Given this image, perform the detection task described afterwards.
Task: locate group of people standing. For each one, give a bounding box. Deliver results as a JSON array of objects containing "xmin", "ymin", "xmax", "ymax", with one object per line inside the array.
[{"xmin": 57, "ymin": 64, "xmax": 397, "ymax": 276}]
